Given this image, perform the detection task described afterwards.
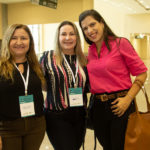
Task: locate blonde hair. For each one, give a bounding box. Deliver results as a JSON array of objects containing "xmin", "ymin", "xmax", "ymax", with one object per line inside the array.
[
  {"xmin": 0, "ymin": 24, "xmax": 45, "ymax": 86},
  {"xmin": 54, "ymin": 21, "xmax": 87, "ymax": 67}
]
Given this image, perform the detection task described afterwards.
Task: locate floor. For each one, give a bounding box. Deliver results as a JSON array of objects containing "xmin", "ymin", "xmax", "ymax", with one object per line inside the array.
[{"xmin": 40, "ymin": 59, "xmax": 150, "ymax": 150}]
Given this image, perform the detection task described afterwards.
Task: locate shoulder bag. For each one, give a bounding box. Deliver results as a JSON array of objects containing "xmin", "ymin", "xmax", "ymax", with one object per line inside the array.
[{"xmin": 124, "ymin": 86, "xmax": 150, "ymax": 150}]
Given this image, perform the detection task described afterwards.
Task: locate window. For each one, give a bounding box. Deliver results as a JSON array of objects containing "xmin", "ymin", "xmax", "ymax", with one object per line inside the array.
[{"xmin": 28, "ymin": 24, "xmax": 41, "ymax": 54}]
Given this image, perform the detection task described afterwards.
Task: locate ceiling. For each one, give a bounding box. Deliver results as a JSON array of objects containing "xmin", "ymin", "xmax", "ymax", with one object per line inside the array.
[
  {"xmin": 0, "ymin": 0, "xmax": 150, "ymax": 14},
  {"xmin": 100, "ymin": 0, "xmax": 150, "ymax": 14},
  {"xmin": 0, "ymin": 0, "xmax": 29, "ymax": 3}
]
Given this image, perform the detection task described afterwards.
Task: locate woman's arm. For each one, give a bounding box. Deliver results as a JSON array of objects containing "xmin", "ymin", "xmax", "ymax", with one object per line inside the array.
[
  {"xmin": 84, "ymin": 67, "xmax": 90, "ymax": 93},
  {"xmin": 126, "ymin": 71, "xmax": 147, "ymax": 101},
  {"xmin": 39, "ymin": 52, "xmax": 48, "ymax": 92},
  {"xmin": 111, "ymin": 71, "xmax": 147, "ymax": 117},
  {"xmin": 0, "ymin": 136, "xmax": 2, "ymax": 150}
]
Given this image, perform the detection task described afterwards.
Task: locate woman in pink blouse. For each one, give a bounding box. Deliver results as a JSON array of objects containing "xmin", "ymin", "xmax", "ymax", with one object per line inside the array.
[{"xmin": 79, "ymin": 9, "xmax": 147, "ymax": 150}]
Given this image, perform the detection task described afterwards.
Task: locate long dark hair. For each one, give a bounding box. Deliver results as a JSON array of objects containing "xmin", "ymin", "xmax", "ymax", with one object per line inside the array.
[{"xmin": 79, "ymin": 9, "xmax": 118, "ymax": 51}]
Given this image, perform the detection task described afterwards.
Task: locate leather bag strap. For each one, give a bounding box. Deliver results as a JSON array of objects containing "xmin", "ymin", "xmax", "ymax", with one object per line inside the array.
[{"xmin": 134, "ymin": 86, "xmax": 150, "ymax": 115}]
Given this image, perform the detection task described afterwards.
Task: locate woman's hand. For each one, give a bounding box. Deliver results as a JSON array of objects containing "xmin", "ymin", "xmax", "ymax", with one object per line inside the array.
[
  {"xmin": 111, "ymin": 72, "xmax": 147, "ymax": 117},
  {"xmin": 0, "ymin": 136, "xmax": 2, "ymax": 150},
  {"xmin": 111, "ymin": 96, "xmax": 132, "ymax": 117}
]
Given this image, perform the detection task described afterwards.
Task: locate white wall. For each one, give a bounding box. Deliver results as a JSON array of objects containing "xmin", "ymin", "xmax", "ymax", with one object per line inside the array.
[
  {"xmin": 43, "ymin": 23, "xmax": 59, "ymax": 51},
  {"xmin": 94, "ymin": 0, "xmax": 125, "ymax": 37},
  {"xmin": 94, "ymin": 0, "xmax": 150, "ymax": 39},
  {"xmin": 124, "ymin": 14, "xmax": 150, "ymax": 38}
]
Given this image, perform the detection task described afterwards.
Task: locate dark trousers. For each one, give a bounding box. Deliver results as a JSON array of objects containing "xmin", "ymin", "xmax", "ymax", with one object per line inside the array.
[
  {"xmin": 0, "ymin": 116, "xmax": 46, "ymax": 150},
  {"xmin": 45, "ymin": 107, "xmax": 86, "ymax": 150},
  {"xmin": 92, "ymin": 96, "xmax": 135, "ymax": 150}
]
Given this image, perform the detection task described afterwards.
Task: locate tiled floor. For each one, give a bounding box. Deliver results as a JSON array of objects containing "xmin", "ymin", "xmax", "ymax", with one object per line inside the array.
[{"xmin": 40, "ymin": 59, "xmax": 150, "ymax": 150}]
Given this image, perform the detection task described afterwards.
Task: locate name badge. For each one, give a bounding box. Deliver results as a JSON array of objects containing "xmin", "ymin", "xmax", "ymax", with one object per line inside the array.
[
  {"xmin": 69, "ymin": 88, "xmax": 83, "ymax": 107},
  {"xmin": 19, "ymin": 95, "xmax": 35, "ymax": 117}
]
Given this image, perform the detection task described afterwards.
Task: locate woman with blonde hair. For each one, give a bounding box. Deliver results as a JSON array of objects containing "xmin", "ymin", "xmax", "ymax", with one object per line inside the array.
[
  {"xmin": 0, "ymin": 24, "xmax": 46, "ymax": 150},
  {"xmin": 40, "ymin": 20, "xmax": 88, "ymax": 150}
]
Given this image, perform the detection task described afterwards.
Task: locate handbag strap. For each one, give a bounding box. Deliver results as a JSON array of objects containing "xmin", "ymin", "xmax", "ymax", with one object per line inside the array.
[
  {"xmin": 141, "ymin": 86, "xmax": 150, "ymax": 111},
  {"xmin": 134, "ymin": 86, "xmax": 150, "ymax": 114}
]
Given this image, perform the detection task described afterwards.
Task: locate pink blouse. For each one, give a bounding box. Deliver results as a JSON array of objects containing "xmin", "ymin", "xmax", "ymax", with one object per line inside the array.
[{"xmin": 87, "ymin": 38, "xmax": 147, "ymax": 94}]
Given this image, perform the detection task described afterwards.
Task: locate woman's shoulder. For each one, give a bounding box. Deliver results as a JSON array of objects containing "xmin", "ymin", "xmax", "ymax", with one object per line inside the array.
[
  {"xmin": 40, "ymin": 50, "xmax": 54, "ymax": 61},
  {"xmin": 116, "ymin": 37, "xmax": 130, "ymax": 44},
  {"xmin": 43, "ymin": 50, "xmax": 54, "ymax": 56},
  {"xmin": 113, "ymin": 37, "xmax": 132, "ymax": 50}
]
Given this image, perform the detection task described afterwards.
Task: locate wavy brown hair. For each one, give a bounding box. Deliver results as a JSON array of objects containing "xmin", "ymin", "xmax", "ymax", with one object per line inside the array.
[{"xmin": 0, "ymin": 24, "xmax": 45, "ymax": 86}]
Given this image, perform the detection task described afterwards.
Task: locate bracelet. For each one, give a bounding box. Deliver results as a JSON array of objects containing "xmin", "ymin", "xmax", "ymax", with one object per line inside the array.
[
  {"xmin": 133, "ymin": 79, "xmax": 143, "ymax": 88},
  {"xmin": 127, "ymin": 94, "xmax": 133, "ymax": 100}
]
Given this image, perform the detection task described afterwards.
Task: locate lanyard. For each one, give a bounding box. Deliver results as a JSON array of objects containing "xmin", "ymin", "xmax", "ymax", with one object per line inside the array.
[
  {"xmin": 14, "ymin": 63, "xmax": 30, "ymax": 95},
  {"xmin": 62, "ymin": 54, "xmax": 78, "ymax": 87}
]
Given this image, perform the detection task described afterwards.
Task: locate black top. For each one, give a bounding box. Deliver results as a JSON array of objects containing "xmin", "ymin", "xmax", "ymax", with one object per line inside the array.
[{"xmin": 0, "ymin": 62, "xmax": 44, "ymax": 121}]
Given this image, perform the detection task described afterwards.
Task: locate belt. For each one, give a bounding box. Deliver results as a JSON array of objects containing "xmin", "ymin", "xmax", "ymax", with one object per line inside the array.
[{"xmin": 95, "ymin": 91, "xmax": 128, "ymax": 102}]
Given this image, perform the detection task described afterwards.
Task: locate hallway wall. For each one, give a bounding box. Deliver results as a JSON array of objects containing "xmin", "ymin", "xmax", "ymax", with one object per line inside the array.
[
  {"xmin": 94, "ymin": 0, "xmax": 150, "ymax": 39},
  {"xmin": 8, "ymin": 0, "xmax": 82, "ymax": 25},
  {"xmin": 125, "ymin": 14, "xmax": 150, "ymax": 38},
  {"xmin": 94, "ymin": 0, "xmax": 125, "ymax": 37},
  {"xmin": 1, "ymin": 0, "xmax": 93, "ymax": 52}
]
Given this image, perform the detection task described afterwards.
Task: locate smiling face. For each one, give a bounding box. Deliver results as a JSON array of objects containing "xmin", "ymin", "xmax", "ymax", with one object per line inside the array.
[
  {"xmin": 81, "ymin": 16, "xmax": 104, "ymax": 45},
  {"xmin": 59, "ymin": 24, "xmax": 77, "ymax": 55},
  {"xmin": 9, "ymin": 28, "xmax": 30, "ymax": 61}
]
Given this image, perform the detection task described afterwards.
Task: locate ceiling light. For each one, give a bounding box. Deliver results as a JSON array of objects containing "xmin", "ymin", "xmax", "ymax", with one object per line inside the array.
[
  {"xmin": 135, "ymin": 0, "xmax": 150, "ymax": 10},
  {"xmin": 135, "ymin": 34, "xmax": 145, "ymax": 39},
  {"xmin": 139, "ymin": 0, "xmax": 144, "ymax": 3},
  {"xmin": 146, "ymin": 5, "xmax": 150, "ymax": 9}
]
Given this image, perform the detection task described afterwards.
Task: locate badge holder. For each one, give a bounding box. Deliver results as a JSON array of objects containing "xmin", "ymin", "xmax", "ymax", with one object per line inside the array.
[
  {"xmin": 19, "ymin": 94, "xmax": 35, "ymax": 117},
  {"xmin": 15, "ymin": 63, "xmax": 35, "ymax": 118},
  {"xmin": 69, "ymin": 87, "xmax": 83, "ymax": 107}
]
